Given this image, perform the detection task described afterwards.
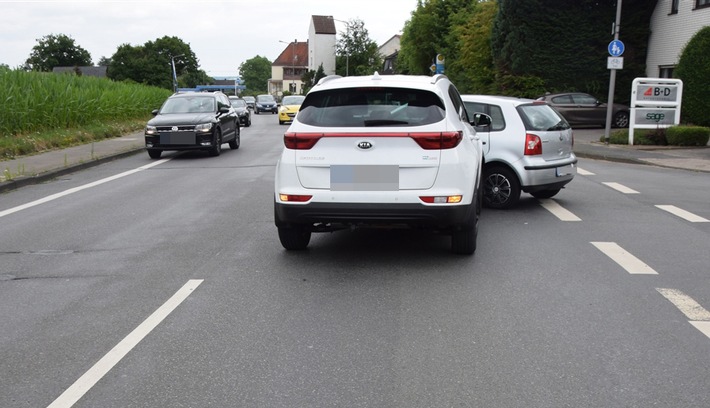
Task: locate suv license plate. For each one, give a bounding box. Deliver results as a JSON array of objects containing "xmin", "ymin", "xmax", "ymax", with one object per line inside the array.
[{"xmin": 330, "ymin": 165, "xmax": 399, "ymax": 191}]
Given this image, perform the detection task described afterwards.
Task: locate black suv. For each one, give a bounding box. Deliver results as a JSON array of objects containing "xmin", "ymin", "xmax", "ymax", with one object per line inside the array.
[{"xmin": 145, "ymin": 92, "xmax": 240, "ymax": 159}]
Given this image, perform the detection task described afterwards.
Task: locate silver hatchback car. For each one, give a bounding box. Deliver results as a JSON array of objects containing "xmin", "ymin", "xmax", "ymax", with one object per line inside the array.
[{"xmin": 461, "ymin": 95, "xmax": 577, "ymax": 209}]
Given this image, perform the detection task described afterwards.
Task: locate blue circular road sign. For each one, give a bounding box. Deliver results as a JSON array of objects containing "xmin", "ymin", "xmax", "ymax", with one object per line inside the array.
[{"xmin": 608, "ymin": 40, "xmax": 625, "ymax": 57}]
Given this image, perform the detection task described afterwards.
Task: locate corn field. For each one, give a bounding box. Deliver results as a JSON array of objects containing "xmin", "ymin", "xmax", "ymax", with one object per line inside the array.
[{"xmin": 0, "ymin": 70, "xmax": 171, "ymax": 136}]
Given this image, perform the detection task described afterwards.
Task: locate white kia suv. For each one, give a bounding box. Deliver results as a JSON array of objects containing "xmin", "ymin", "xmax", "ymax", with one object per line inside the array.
[
  {"xmin": 274, "ymin": 73, "xmax": 486, "ymax": 254},
  {"xmin": 461, "ymin": 95, "xmax": 577, "ymax": 209}
]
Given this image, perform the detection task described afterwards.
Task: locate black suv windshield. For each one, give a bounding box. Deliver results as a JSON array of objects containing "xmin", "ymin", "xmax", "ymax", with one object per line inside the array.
[
  {"xmin": 297, "ymin": 87, "xmax": 445, "ymax": 127},
  {"xmin": 161, "ymin": 96, "xmax": 216, "ymax": 114}
]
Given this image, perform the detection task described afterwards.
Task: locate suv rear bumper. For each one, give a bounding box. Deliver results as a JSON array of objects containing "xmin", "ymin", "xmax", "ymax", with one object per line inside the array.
[{"xmin": 275, "ymin": 201, "xmax": 476, "ymax": 232}]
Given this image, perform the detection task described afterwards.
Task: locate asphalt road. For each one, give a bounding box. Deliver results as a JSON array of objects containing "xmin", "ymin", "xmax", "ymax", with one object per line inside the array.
[{"xmin": 1, "ymin": 112, "xmax": 709, "ymax": 407}]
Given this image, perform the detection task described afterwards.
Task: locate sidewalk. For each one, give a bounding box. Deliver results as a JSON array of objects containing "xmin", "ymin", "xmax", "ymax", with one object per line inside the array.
[{"xmin": 1, "ymin": 128, "xmax": 709, "ymax": 194}]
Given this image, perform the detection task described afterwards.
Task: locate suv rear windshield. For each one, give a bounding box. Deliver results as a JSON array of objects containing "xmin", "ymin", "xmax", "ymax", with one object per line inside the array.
[
  {"xmin": 297, "ymin": 87, "xmax": 445, "ymax": 127},
  {"xmin": 517, "ymin": 103, "xmax": 570, "ymax": 131}
]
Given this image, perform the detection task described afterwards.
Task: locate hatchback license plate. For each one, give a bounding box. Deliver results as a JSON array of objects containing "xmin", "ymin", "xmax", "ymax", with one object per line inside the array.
[
  {"xmin": 556, "ymin": 163, "xmax": 575, "ymax": 177},
  {"xmin": 330, "ymin": 165, "xmax": 399, "ymax": 191}
]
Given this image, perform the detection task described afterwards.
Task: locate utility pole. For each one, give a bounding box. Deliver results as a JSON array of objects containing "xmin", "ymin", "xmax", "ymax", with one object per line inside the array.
[{"xmin": 170, "ymin": 54, "xmax": 184, "ymax": 93}]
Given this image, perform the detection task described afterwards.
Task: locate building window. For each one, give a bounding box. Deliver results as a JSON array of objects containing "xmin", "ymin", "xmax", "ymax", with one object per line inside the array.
[
  {"xmin": 697, "ymin": 0, "xmax": 710, "ymax": 9},
  {"xmin": 659, "ymin": 66, "xmax": 675, "ymax": 78},
  {"xmin": 671, "ymin": 0, "xmax": 679, "ymax": 13}
]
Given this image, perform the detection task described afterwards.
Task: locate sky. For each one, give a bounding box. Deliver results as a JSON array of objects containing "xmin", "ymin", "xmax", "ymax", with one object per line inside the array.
[{"xmin": 0, "ymin": 0, "xmax": 416, "ymax": 77}]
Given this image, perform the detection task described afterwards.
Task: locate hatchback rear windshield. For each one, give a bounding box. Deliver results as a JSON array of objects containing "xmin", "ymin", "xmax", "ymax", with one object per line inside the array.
[
  {"xmin": 297, "ymin": 87, "xmax": 445, "ymax": 127},
  {"xmin": 517, "ymin": 103, "xmax": 570, "ymax": 131}
]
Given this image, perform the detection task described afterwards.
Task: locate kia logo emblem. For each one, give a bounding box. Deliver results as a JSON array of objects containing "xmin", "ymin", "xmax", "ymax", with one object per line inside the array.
[
  {"xmin": 171, "ymin": 126, "xmax": 178, "ymax": 131},
  {"xmin": 357, "ymin": 141, "xmax": 373, "ymax": 149}
]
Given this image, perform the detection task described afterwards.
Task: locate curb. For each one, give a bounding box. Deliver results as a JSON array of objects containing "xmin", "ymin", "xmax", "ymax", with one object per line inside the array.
[{"xmin": 0, "ymin": 148, "xmax": 144, "ymax": 194}]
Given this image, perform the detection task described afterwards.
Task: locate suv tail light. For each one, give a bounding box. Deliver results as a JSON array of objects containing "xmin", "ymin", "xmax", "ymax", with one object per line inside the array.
[
  {"xmin": 284, "ymin": 131, "xmax": 463, "ymax": 150},
  {"xmin": 524, "ymin": 133, "xmax": 542, "ymax": 156}
]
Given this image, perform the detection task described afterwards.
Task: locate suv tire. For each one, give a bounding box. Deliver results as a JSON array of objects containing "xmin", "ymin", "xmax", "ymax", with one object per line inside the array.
[
  {"xmin": 278, "ymin": 225, "xmax": 311, "ymax": 250},
  {"xmin": 209, "ymin": 129, "xmax": 222, "ymax": 156}
]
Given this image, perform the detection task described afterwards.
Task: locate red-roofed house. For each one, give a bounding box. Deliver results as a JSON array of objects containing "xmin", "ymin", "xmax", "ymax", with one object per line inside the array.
[{"xmin": 269, "ymin": 15, "xmax": 336, "ymax": 96}]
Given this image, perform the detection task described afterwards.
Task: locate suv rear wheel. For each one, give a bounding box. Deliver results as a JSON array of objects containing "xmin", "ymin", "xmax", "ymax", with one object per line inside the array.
[
  {"xmin": 450, "ymin": 190, "xmax": 480, "ymax": 254},
  {"xmin": 482, "ymin": 165, "xmax": 520, "ymax": 209},
  {"xmin": 278, "ymin": 225, "xmax": 311, "ymax": 250}
]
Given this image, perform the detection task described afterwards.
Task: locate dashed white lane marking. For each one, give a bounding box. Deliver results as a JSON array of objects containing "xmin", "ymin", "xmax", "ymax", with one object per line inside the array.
[
  {"xmin": 602, "ymin": 182, "xmax": 640, "ymax": 194},
  {"xmin": 655, "ymin": 205, "xmax": 709, "ymax": 223},
  {"xmin": 657, "ymin": 288, "xmax": 710, "ymax": 340},
  {"xmin": 0, "ymin": 159, "xmax": 170, "ymax": 219},
  {"xmin": 689, "ymin": 322, "xmax": 710, "ymax": 339},
  {"xmin": 538, "ymin": 199, "xmax": 581, "ymax": 221},
  {"xmin": 47, "ymin": 279, "xmax": 203, "ymax": 408},
  {"xmin": 656, "ymin": 288, "xmax": 710, "ymax": 321},
  {"xmin": 577, "ymin": 167, "xmax": 595, "ymax": 176},
  {"xmin": 591, "ymin": 242, "xmax": 658, "ymax": 274}
]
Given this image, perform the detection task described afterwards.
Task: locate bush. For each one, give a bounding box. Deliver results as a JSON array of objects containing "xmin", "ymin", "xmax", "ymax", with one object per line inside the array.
[
  {"xmin": 665, "ymin": 126, "xmax": 710, "ymax": 146},
  {"xmin": 602, "ymin": 129, "xmax": 663, "ymax": 145},
  {"xmin": 601, "ymin": 126, "xmax": 709, "ymax": 146},
  {"xmin": 675, "ymin": 26, "xmax": 710, "ymax": 127}
]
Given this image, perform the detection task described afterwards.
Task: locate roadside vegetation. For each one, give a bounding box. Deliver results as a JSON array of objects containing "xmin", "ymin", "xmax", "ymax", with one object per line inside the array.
[{"xmin": 0, "ymin": 68, "xmax": 171, "ymax": 160}]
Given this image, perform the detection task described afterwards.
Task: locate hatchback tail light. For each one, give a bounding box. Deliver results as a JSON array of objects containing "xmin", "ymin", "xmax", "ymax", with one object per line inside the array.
[
  {"xmin": 283, "ymin": 131, "xmax": 463, "ymax": 150},
  {"xmin": 524, "ymin": 133, "xmax": 542, "ymax": 156}
]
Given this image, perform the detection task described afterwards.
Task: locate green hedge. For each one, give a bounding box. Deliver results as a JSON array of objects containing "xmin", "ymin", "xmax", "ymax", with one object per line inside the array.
[
  {"xmin": 665, "ymin": 126, "xmax": 710, "ymax": 146},
  {"xmin": 603, "ymin": 126, "xmax": 709, "ymax": 146}
]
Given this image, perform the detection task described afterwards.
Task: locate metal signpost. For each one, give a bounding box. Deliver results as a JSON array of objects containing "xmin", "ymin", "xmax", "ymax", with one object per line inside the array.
[{"xmin": 603, "ymin": 0, "xmax": 623, "ymax": 144}]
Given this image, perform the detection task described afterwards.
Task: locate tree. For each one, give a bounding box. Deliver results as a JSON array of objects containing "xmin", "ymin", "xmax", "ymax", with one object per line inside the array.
[
  {"xmin": 398, "ymin": 0, "xmax": 470, "ymax": 75},
  {"xmin": 108, "ymin": 36, "xmax": 206, "ymax": 90},
  {"xmin": 25, "ymin": 34, "xmax": 92, "ymax": 72},
  {"xmin": 335, "ymin": 18, "xmax": 382, "ymax": 76},
  {"xmin": 301, "ymin": 64, "xmax": 327, "ymax": 94},
  {"xmin": 675, "ymin": 26, "xmax": 710, "ymax": 127},
  {"xmin": 491, "ymin": 0, "xmax": 657, "ymax": 99},
  {"xmin": 239, "ymin": 56, "xmax": 272, "ymax": 93}
]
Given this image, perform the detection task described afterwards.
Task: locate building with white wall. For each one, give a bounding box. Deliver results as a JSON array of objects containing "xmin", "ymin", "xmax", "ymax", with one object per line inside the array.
[
  {"xmin": 646, "ymin": 0, "xmax": 710, "ymax": 78},
  {"xmin": 309, "ymin": 15, "xmax": 337, "ymax": 75}
]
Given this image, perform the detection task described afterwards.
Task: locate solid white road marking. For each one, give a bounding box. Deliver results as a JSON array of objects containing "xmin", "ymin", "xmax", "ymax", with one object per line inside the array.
[
  {"xmin": 655, "ymin": 205, "xmax": 709, "ymax": 223},
  {"xmin": 538, "ymin": 199, "xmax": 581, "ymax": 221},
  {"xmin": 591, "ymin": 242, "xmax": 658, "ymax": 274},
  {"xmin": 577, "ymin": 167, "xmax": 595, "ymax": 176},
  {"xmin": 602, "ymin": 182, "xmax": 640, "ymax": 194},
  {"xmin": 47, "ymin": 279, "xmax": 203, "ymax": 408},
  {"xmin": 656, "ymin": 288, "xmax": 710, "ymax": 321},
  {"xmin": 0, "ymin": 159, "xmax": 170, "ymax": 219}
]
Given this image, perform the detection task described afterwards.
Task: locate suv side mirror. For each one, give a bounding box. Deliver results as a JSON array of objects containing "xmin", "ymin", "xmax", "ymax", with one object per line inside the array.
[
  {"xmin": 218, "ymin": 106, "xmax": 231, "ymax": 114},
  {"xmin": 471, "ymin": 112, "xmax": 492, "ymax": 128}
]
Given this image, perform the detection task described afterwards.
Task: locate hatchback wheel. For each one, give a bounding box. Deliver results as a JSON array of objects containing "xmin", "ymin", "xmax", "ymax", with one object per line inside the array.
[
  {"xmin": 482, "ymin": 166, "xmax": 520, "ymax": 209},
  {"xmin": 278, "ymin": 225, "xmax": 311, "ymax": 250},
  {"xmin": 147, "ymin": 149, "xmax": 162, "ymax": 159}
]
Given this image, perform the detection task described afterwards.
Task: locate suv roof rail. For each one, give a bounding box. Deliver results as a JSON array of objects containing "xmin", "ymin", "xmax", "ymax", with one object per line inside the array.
[
  {"xmin": 316, "ymin": 75, "xmax": 343, "ymax": 86},
  {"xmin": 430, "ymin": 74, "xmax": 449, "ymax": 84}
]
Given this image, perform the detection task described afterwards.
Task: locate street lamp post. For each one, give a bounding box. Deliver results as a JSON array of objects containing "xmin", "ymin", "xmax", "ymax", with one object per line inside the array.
[
  {"xmin": 279, "ymin": 39, "xmax": 298, "ymax": 94},
  {"xmin": 330, "ymin": 17, "xmax": 349, "ymax": 76},
  {"xmin": 170, "ymin": 54, "xmax": 184, "ymax": 93}
]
